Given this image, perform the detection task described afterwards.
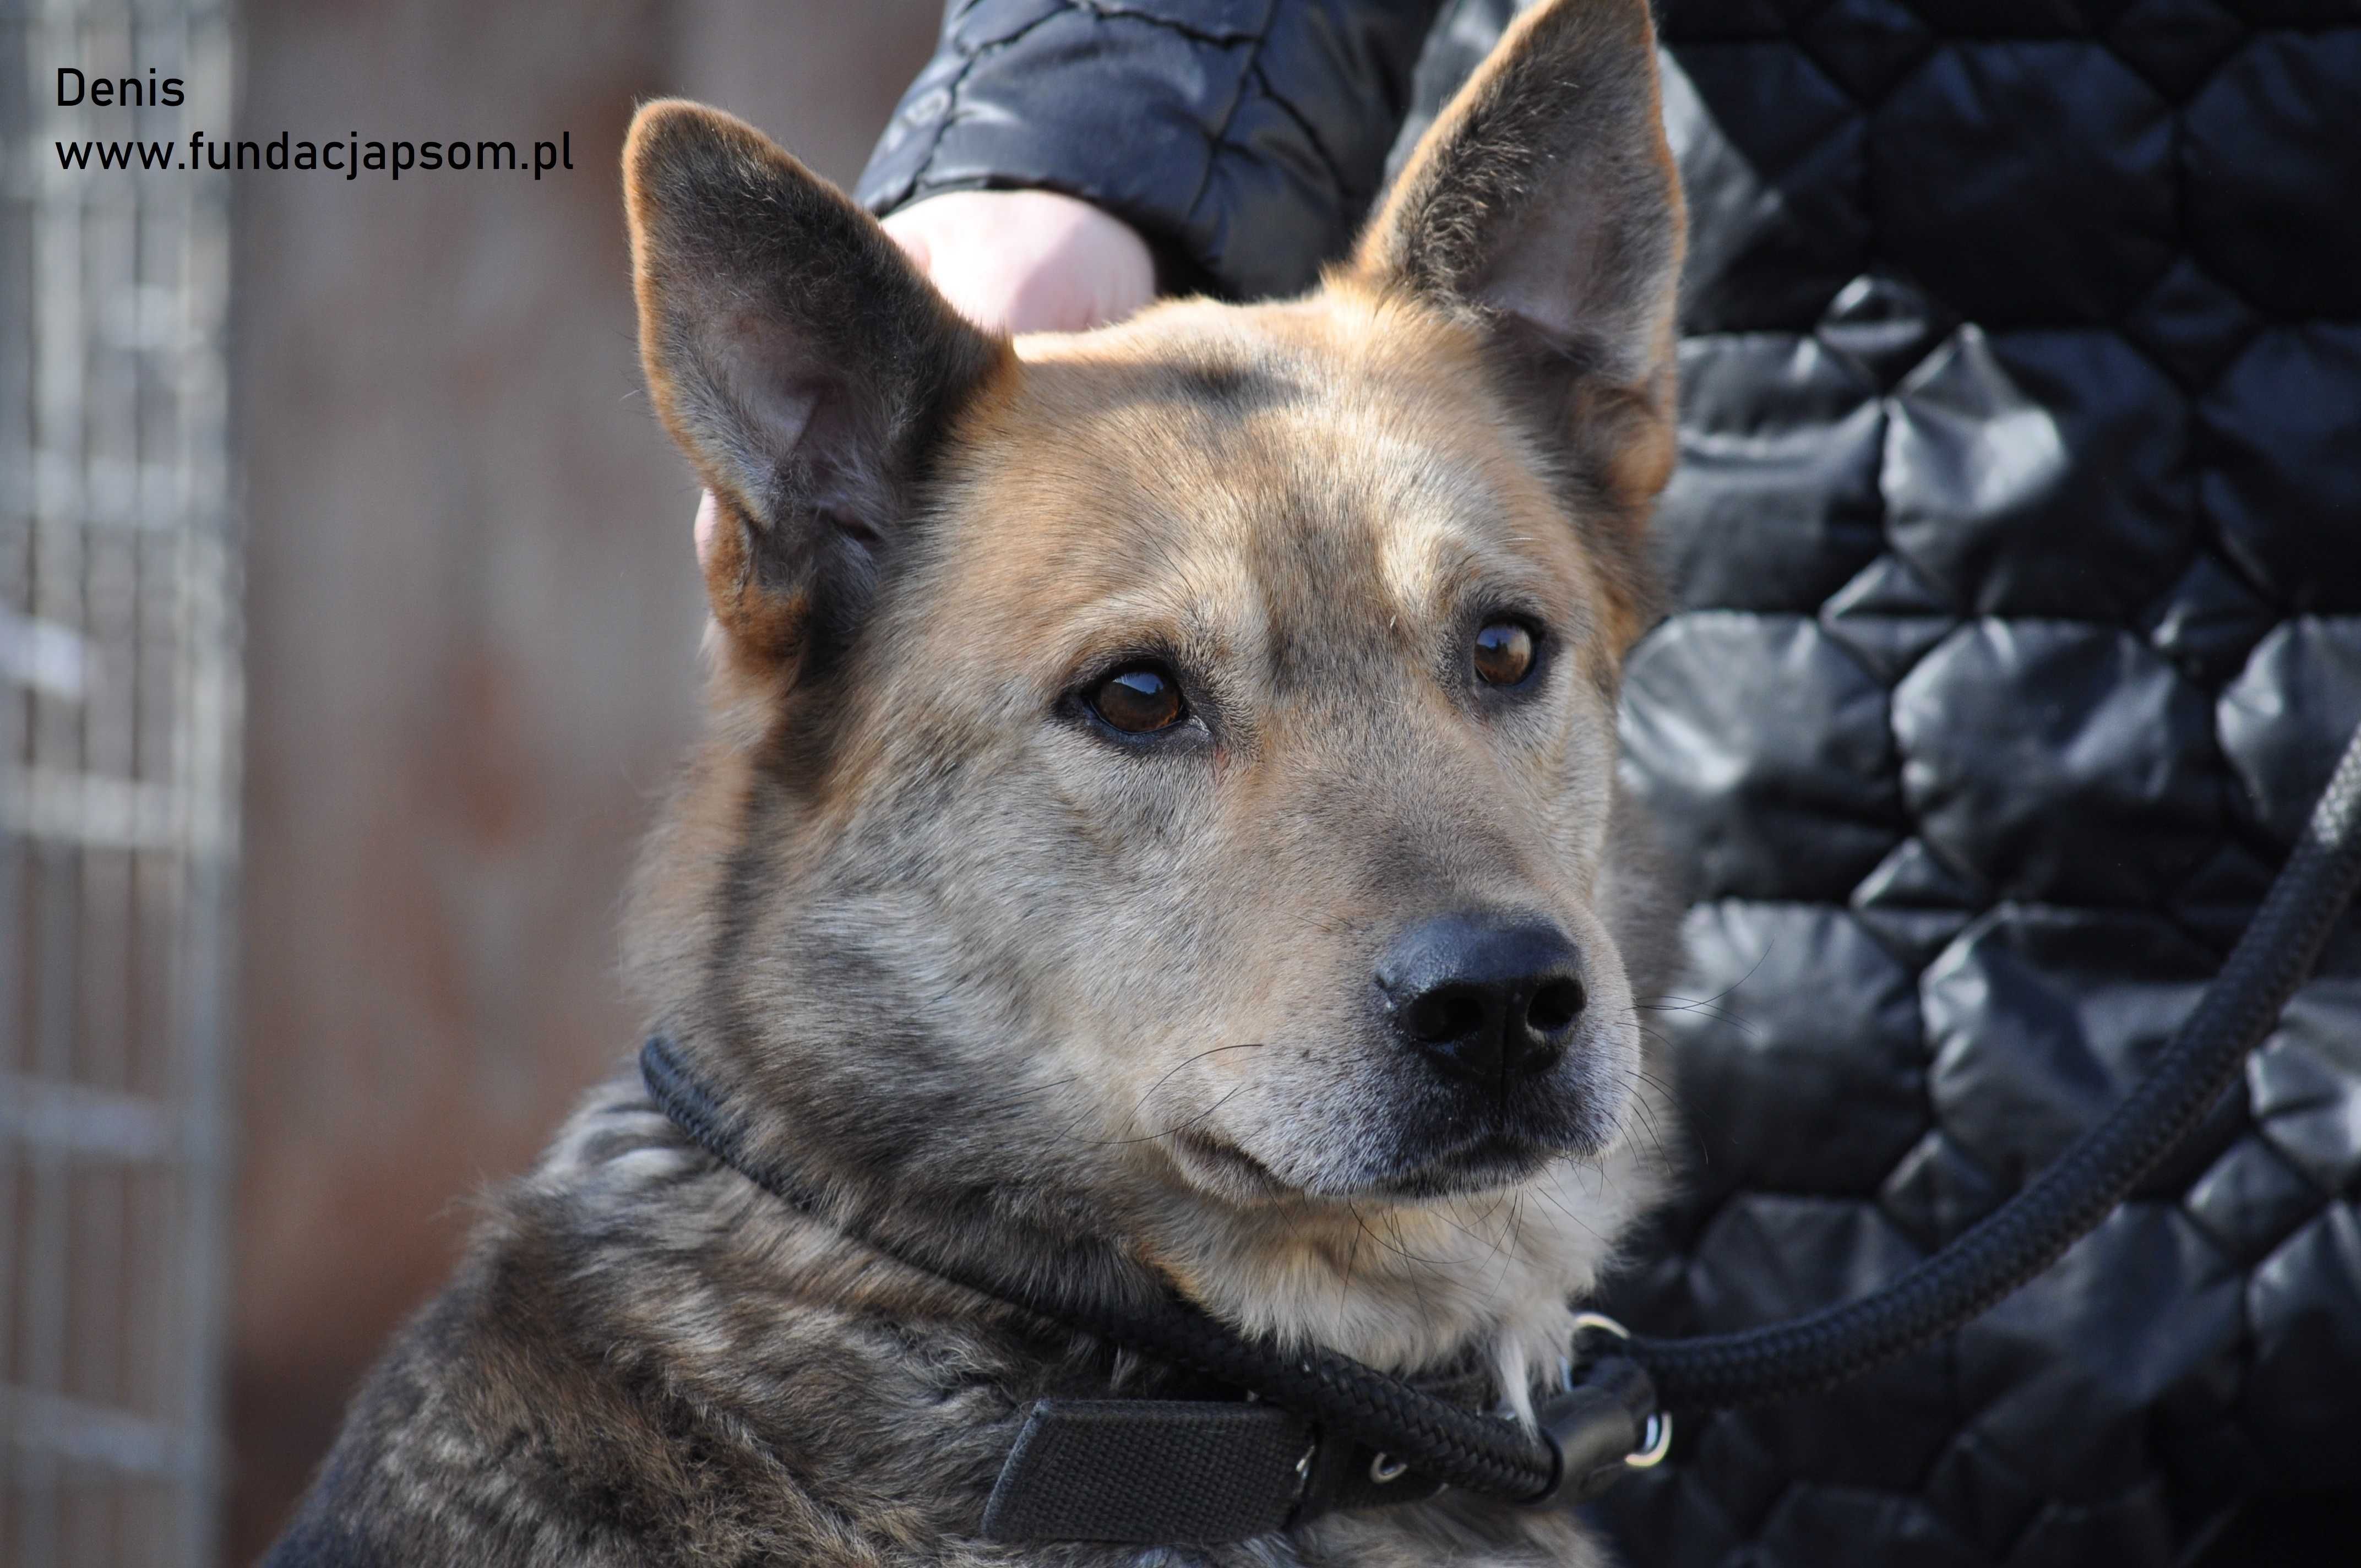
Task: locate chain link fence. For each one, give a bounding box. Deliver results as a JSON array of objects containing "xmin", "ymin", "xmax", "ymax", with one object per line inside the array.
[{"xmin": 2, "ymin": 0, "xmax": 239, "ymax": 1562}]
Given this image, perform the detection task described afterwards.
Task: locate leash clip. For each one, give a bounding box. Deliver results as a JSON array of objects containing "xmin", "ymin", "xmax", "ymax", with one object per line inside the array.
[{"xmin": 1525, "ymin": 1312, "xmax": 1670, "ymax": 1507}]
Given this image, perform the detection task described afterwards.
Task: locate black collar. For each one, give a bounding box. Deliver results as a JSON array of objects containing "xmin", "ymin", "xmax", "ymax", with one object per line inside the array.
[{"xmin": 638, "ymin": 1035, "xmax": 1656, "ymax": 1544}]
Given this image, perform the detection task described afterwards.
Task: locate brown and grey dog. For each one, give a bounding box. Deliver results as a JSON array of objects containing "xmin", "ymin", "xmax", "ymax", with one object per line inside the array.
[{"xmin": 266, "ymin": 1, "xmax": 1688, "ymax": 1562}]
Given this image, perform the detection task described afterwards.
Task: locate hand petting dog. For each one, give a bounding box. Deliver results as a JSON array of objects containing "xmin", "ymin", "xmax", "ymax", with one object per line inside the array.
[{"xmin": 695, "ymin": 190, "xmax": 1149, "ymax": 574}]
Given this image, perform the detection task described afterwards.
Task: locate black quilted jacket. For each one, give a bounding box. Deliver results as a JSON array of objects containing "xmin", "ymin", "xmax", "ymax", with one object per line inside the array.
[{"xmin": 857, "ymin": 3, "xmax": 2361, "ymax": 1562}]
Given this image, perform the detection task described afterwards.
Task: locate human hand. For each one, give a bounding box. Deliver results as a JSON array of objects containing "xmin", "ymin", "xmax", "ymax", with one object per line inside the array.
[
  {"xmin": 882, "ymin": 188, "xmax": 1155, "ymax": 336},
  {"xmin": 694, "ymin": 189, "xmax": 1152, "ymax": 565}
]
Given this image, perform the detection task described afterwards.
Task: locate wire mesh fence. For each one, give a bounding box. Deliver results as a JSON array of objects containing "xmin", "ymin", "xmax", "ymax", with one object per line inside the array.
[{"xmin": 2, "ymin": 1, "xmax": 239, "ymax": 1563}]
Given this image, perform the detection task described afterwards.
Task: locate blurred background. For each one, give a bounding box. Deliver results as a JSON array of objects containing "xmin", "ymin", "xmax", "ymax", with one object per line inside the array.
[{"xmin": 3, "ymin": 2, "xmax": 940, "ymax": 1562}]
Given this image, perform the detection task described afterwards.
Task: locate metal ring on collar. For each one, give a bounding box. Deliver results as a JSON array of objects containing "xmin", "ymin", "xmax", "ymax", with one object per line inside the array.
[
  {"xmin": 1571, "ymin": 1311, "xmax": 1632, "ymax": 1344},
  {"xmin": 1569, "ymin": 1311, "xmax": 1674, "ymax": 1468},
  {"xmin": 1627, "ymin": 1410, "xmax": 1673, "ymax": 1468}
]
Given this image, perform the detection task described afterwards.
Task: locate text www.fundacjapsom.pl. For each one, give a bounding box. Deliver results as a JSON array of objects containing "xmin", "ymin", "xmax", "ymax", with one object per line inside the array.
[{"xmin": 57, "ymin": 129, "xmax": 578, "ymax": 181}]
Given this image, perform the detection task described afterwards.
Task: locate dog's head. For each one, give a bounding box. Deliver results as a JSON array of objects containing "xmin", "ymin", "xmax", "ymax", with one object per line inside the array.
[{"xmin": 623, "ymin": 0, "xmax": 1683, "ymax": 1366}]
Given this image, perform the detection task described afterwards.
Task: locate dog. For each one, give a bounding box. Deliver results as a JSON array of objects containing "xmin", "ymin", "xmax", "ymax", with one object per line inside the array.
[{"xmin": 265, "ymin": 1, "xmax": 1687, "ymax": 1562}]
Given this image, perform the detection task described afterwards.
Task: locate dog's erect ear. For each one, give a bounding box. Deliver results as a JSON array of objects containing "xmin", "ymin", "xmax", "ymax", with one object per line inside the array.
[
  {"xmin": 624, "ymin": 101, "xmax": 1006, "ymax": 667},
  {"xmin": 1351, "ymin": 0, "xmax": 1684, "ymax": 512}
]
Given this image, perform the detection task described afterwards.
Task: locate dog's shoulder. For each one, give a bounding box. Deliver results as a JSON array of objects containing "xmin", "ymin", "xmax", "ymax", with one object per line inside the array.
[
  {"xmin": 271, "ymin": 1075, "xmax": 1130, "ymax": 1565},
  {"xmin": 263, "ymin": 1083, "xmax": 814, "ymax": 1565}
]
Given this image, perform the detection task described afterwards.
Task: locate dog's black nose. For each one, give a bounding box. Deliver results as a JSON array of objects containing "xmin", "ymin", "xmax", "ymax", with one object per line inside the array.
[{"xmin": 1375, "ymin": 913, "xmax": 1586, "ymax": 1088}]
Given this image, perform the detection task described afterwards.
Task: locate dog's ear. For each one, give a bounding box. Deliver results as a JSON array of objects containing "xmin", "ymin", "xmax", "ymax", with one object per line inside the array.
[
  {"xmin": 1350, "ymin": 0, "xmax": 1684, "ymax": 514},
  {"xmin": 624, "ymin": 101, "xmax": 1007, "ymax": 668}
]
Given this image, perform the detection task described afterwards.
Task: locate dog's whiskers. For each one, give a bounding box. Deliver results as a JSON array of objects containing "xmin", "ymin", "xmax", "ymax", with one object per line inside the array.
[
  {"xmin": 1638, "ymin": 994, "xmax": 1756, "ymax": 1035},
  {"xmin": 1525, "ymin": 1180, "xmax": 1607, "ymax": 1245},
  {"xmin": 1047, "ymin": 1041, "xmax": 1271, "ymax": 1146},
  {"xmin": 1074, "ymin": 1078, "xmax": 1256, "ymax": 1149}
]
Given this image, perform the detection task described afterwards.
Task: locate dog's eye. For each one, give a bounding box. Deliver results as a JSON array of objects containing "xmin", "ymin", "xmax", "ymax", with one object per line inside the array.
[
  {"xmin": 1472, "ymin": 620, "xmax": 1538, "ymax": 687},
  {"xmin": 1087, "ymin": 664, "xmax": 1187, "ymax": 734}
]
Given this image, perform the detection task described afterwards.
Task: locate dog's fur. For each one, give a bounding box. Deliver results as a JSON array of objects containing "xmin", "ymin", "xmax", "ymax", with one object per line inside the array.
[{"xmin": 266, "ymin": 3, "xmax": 1688, "ymax": 1563}]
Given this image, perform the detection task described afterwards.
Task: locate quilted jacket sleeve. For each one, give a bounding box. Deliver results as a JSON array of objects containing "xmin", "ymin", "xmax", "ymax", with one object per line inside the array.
[{"xmin": 853, "ymin": 0, "xmax": 1445, "ymax": 301}]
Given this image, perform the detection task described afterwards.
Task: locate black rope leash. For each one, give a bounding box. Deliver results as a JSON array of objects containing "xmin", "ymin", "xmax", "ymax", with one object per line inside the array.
[
  {"xmin": 1631, "ymin": 714, "xmax": 2361, "ymax": 1409},
  {"xmin": 644, "ymin": 716, "xmax": 2361, "ymax": 1510}
]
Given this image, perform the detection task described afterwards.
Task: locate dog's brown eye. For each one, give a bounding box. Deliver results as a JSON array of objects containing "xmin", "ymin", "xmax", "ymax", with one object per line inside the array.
[
  {"xmin": 1473, "ymin": 620, "xmax": 1537, "ymax": 687},
  {"xmin": 1087, "ymin": 665, "xmax": 1186, "ymax": 734}
]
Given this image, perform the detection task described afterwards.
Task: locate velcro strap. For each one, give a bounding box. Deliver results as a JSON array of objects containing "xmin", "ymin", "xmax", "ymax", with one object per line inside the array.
[
  {"xmin": 979, "ymin": 1398, "xmax": 1456, "ymax": 1544},
  {"xmin": 981, "ymin": 1400, "xmax": 1316, "ymax": 1544}
]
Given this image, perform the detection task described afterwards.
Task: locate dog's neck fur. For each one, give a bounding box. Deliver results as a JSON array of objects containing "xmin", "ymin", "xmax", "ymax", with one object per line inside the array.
[
  {"xmin": 515, "ymin": 1072, "xmax": 1617, "ymax": 1566},
  {"xmin": 1129, "ymin": 1133, "xmax": 1668, "ymax": 1422}
]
